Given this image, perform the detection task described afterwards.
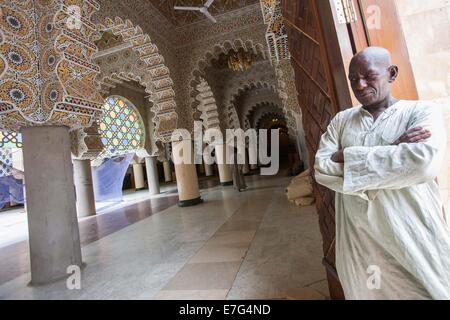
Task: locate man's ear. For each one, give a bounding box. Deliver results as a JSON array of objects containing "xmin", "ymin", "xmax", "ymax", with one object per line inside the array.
[{"xmin": 388, "ymin": 65, "xmax": 399, "ymax": 82}]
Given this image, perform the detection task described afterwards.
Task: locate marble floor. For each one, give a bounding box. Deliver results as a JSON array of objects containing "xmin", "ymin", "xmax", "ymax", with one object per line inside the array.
[{"xmin": 0, "ymin": 175, "xmax": 329, "ymax": 300}]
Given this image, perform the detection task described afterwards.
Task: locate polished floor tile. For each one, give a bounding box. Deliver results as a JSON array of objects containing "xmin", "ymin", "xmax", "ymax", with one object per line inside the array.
[
  {"xmin": 189, "ymin": 243, "xmax": 249, "ymax": 263},
  {"xmin": 0, "ymin": 175, "xmax": 328, "ymax": 300},
  {"xmin": 163, "ymin": 262, "xmax": 242, "ymax": 291},
  {"xmin": 153, "ymin": 289, "xmax": 229, "ymax": 300},
  {"xmin": 207, "ymin": 230, "xmax": 256, "ymax": 246}
]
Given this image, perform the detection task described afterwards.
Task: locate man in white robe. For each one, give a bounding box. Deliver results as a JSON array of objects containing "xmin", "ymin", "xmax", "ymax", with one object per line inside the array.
[{"xmin": 314, "ymin": 46, "xmax": 450, "ymax": 299}]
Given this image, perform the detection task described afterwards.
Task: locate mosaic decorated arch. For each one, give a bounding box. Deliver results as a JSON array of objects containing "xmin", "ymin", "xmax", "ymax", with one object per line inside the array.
[
  {"xmin": 94, "ymin": 17, "xmax": 178, "ymax": 146},
  {"xmin": 274, "ymin": 59, "xmax": 301, "ymax": 136},
  {"xmin": 260, "ymin": 0, "xmax": 290, "ymax": 64},
  {"xmin": 188, "ymin": 39, "xmax": 268, "ymax": 131},
  {"xmin": 246, "ymin": 102, "xmax": 285, "ymax": 130},
  {"xmin": 0, "ymin": 0, "xmax": 103, "ymax": 132},
  {"xmin": 226, "ymin": 81, "xmax": 284, "ymax": 129},
  {"xmin": 195, "ymin": 79, "xmax": 220, "ymax": 130}
]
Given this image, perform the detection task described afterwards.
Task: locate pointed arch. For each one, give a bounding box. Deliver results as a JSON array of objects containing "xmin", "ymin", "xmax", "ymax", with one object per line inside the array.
[
  {"xmin": 94, "ymin": 17, "xmax": 178, "ymax": 150},
  {"xmin": 189, "ymin": 39, "xmax": 269, "ymax": 130}
]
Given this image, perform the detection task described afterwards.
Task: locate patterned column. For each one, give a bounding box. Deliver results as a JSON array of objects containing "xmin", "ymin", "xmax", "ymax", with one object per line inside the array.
[{"xmin": 0, "ymin": 0, "xmax": 103, "ymax": 284}]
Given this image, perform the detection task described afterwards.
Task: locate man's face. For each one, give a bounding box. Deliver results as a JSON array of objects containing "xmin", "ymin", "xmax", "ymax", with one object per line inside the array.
[{"xmin": 348, "ymin": 58, "xmax": 393, "ymax": 107}]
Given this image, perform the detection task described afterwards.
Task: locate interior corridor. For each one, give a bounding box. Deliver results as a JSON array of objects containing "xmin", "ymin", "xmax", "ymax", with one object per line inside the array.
[{"xmin": 0, "ymin": 175, "xmax": 328, "ymax": 300}]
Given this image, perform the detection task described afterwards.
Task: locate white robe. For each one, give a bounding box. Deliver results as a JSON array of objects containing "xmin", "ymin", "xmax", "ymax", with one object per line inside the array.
[{"xmin": 314, "ymin": 100, "xmax": 450, "ymax": 299}]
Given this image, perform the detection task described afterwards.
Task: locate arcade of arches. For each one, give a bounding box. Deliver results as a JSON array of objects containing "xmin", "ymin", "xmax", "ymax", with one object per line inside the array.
[{"xmin": 0, "ymin": 0, "xmax": 448, "ymax": 300}]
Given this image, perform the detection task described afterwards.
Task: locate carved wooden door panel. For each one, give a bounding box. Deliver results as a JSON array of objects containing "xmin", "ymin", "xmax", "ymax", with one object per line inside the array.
[{"xmin": 281, "ymin": 0, "xmax": 345, "ymax": 300}]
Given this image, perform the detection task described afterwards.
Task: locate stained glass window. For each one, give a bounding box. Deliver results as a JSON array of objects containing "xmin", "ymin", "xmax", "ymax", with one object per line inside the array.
[
  {"xmin": 98, "ymin": 96, "xmax": 145, "ymax": 158},
  {"xmin": 0, "ymin": 131, "xmax": 22, "ymax": 149}
]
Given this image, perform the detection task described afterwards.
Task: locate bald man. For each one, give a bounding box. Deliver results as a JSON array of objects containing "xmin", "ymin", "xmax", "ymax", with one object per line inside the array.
[{"xmin": 314, "ymin": 47, "xmax": 450, "ymax": 299}]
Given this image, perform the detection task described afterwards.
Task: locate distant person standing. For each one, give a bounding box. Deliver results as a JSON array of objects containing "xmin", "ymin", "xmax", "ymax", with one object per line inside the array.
[{"xmin": 232, "ymin": 147, "xmax": 247, "ymax": 192}]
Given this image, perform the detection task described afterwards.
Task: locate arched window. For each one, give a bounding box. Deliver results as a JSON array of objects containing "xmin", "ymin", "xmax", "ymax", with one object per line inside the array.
[
  {"xmin": 98, "ymin": 96, "xmax": 145, "ymax": 158},
  {"xmin": 0, "ymin": 131, "xmax": 22, "ymax": 149}
]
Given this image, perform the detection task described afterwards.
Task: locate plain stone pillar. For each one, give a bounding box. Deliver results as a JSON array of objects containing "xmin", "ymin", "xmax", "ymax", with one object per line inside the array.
[
  {"xmin": 204, "ymin": 163, "xmax": 214, "ymax": 177},
  {"xmin": 145, "ymin": 156, "xmax": 160, "ymax": 195},
  {"xmin": 22, "ymin": 126, "xmax": 82, "ymax": 285},
  {"xmin": 242, "ymin": 149, "xmax": 250, "ymax": 175},
  {"xmin": 73, "ymin": 159, "xmax": 96, "ymax": 217},
  {"xmin": 133, "ymin": 163, "xmax": 145, "ymax": 190},
  {"xmin": 172, "ymin": 139, "xmax": 203, "ymax": 207},
  {"xmin": 215, "ymin": 144, "xmax": 233, "ymax": 186},
  {"xmin": 249, "ymin": 141, "xmax": 258, "ymax": 170},
  {"xmin": 163, "ymin": 160, "xmax": 172, "ymax": 182}
]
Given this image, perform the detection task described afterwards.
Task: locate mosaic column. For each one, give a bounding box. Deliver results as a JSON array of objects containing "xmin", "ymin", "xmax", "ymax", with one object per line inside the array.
[
  {"xmin": 73, "ymin": 159, "xmax": 96, "ymax": 217},
  {"xmin": 0, "ymin": 1, "xmax": 103, "ymax": 284},
  {"xmin": 145, "ymin": 156, "xmax": 160, "ymax": 195},
  {"xmin": 172, "ymin": 139, "xmax": 202, "ymax": 207}
]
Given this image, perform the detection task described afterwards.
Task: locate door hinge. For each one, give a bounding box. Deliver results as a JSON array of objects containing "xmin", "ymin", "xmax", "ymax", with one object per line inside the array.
[{"xmin": 334, "ymin": 0, "xmax": 358, "ymax": 24}]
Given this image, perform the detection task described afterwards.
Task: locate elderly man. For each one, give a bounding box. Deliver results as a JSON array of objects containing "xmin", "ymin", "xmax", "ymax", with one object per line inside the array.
[{"xmin": 314, "ymin": 46, "xmax": 450, "ymax": 299}]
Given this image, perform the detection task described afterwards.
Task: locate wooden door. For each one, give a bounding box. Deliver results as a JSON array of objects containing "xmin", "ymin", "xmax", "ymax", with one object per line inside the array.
[
  {"xmin": 281, "ymin": 0, "xmax": 346, "ymax": 300},
  {"xmin": 349, "ymin": 0, "xmax": 418, "ymax": 100},
  {"xmin": 282, "ymin": 0, "xmax": 418, "ymax": 300}
]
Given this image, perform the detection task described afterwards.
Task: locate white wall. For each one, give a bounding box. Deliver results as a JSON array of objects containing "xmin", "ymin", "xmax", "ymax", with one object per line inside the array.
[{"xmin": 395, "ymin": 0, "xmax": 450, "ymax": 214}]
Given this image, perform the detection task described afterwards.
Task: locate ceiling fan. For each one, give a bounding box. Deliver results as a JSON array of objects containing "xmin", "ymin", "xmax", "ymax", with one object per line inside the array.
[{"xmin": 174, "ymin": 0, "xmax": 217, "ymax": 23}]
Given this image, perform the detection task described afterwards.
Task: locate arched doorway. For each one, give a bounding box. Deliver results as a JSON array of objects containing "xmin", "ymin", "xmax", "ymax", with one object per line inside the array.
[{"xmin": 94, "ymin": 95, "xmax": 146, "ymax": 201}]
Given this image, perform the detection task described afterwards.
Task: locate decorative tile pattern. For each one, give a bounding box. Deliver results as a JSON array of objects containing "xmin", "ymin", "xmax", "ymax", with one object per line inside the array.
[
  {"xmin": 0, "ymin": 0, "xmax": 104, "ymax": 132},
  {"xmin": 97, "ymin": 95, "xmax": 145, "ymax": 158},
  {"xmin": 95, "ymin": 17, "xmax": 178, "ymax": 145},
  {"xmin": 260, "ymin": 0, "xmax": 290, "ymax": 63},
  {"xmin": 0, "ymin": 148, "xmax": 12, "ymax": 177},
  {"xmin": 0, "ymin": 131, "xmax": 22, "ymax": 149}
]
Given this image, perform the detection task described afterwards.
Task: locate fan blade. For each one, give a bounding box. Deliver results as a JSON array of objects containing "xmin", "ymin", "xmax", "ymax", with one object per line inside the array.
[
  {"xmin": 204, "ymin": 0, "xmax": 215, "ymax": 8},
  {"xmin": 203, "ymin": 10, "xmax": 217, "ymax": 23},
  {"xmin": 174, "ymin": 6, "xmax": 201, "ymax": 11}
]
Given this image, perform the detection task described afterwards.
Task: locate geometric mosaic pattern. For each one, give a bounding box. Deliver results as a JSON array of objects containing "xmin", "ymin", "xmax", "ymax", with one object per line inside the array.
[
  {"xmin": 0, "ymin": 148, "xmax": 13, "ymax": 177},
  {"xmin": 189, "ymin": 39, "xmax": 268, "ymax": 131},
  {"xmin": 96, "ymin": 17, "xmax": 178, "ymax": 144},
  {"xmin": 0, "ymin": 131, "xmax": 22, "ymax": 148},
  {"xmin": 0, "ymin": 0, "xmax": 103, "ymax": 132},
  {"xmin": 98, "ymin": 96, "xmax": 145, "ymax": 158},
  {"xmin": 260, "ymin": 0, "xmax": 290, "ymax": 63}
]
